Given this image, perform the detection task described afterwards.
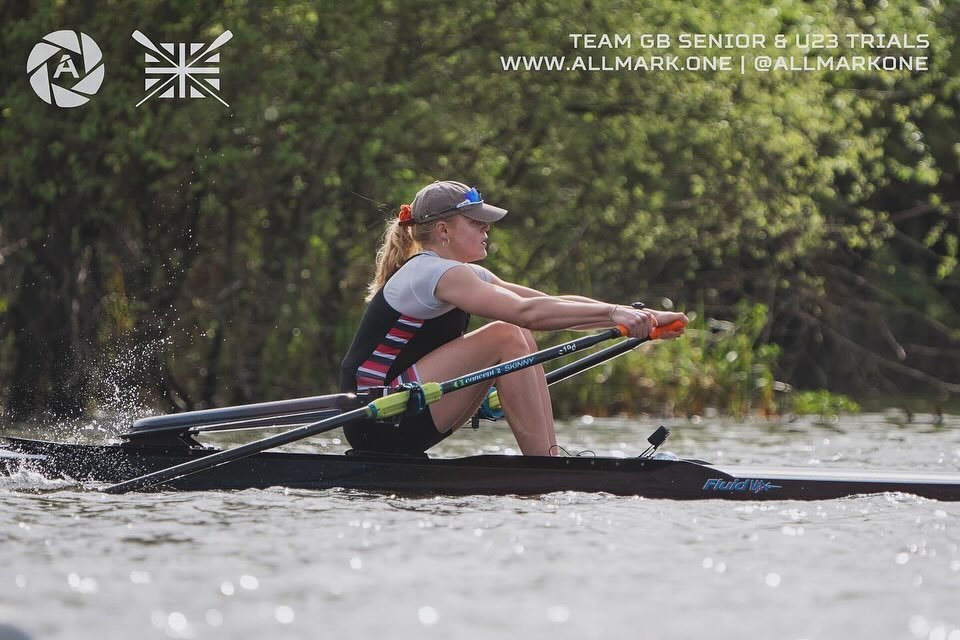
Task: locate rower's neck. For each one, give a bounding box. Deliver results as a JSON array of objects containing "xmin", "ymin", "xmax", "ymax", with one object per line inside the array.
[{"xmin": 422, "ymin": 245, "xmax": 459, "ymax": 261}]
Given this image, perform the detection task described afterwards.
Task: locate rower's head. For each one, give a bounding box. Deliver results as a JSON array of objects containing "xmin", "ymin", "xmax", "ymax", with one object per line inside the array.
[
  {"xmin": 367, "ymin": 181, "xmax": 508, "ymax": 300},
  {"xmin": 407, "ymin": 181, "xmax": 507, "ymax": 226}
]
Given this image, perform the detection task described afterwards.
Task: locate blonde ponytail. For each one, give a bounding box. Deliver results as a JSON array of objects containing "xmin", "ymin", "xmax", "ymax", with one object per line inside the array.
[{"xmin": 366, "ymin": 216, "xmax": 443, "ymax": 301}]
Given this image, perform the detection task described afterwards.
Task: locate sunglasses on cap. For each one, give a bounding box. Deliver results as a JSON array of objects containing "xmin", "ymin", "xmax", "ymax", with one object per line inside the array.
[{"xmin": 422, "ymin": 187, "xmax": 483, "ymax": 221}]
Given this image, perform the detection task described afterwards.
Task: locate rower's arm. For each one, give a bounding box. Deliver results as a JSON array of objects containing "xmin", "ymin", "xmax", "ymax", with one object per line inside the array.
[
  {"xmin": 487, "ymin": 275, "xmax": 655, "ymax": 331},
  {"xmin": 489, "ymin": 275, "xmax": 603, "ymax": 305},
  {"xmin": 491, "ymin": 279, "xmax": 608, "ymax": 330},
  {"xmin": 436, "ymin": 266, "xmax": 655, "ymax": 334}
]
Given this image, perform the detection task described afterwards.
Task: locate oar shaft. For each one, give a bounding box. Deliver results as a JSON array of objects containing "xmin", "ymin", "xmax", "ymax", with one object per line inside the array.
[
  {"xmin": 104, "ymin": 406, "xmax": 373, "ymax": 494},
  {"xmin": 545, "ymin": 337, "xmax": 644, "ymax": 386},
  {"xmin": 440, "ymin": 326, "xmax": 626, "ymax": 395},
  {"xmin": 130, "ymin": 393, "xmax": 363, "ymax": 433},
  {"xmin": 545, "ymin": 320, "xmax": 685, "ymax": 386},
  {"xmin": 484, "ymin": 319, "xmax": 687, "ymax": 411}
]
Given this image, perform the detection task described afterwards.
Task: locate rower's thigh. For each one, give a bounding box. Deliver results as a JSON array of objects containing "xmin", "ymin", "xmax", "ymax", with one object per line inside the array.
[{"xmin": 416, "ymin": 322, "xmax": 531, "ymax": 431}]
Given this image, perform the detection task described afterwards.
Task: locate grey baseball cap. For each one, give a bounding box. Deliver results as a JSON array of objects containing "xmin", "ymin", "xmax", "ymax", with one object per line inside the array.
[{"xmin": 410, "ymin": 181, "xmax": 508, "ymax": 224}]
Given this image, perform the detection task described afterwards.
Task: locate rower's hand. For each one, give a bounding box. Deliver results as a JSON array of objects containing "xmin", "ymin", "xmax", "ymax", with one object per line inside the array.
[
  {"xmin": 611, "ymin": 306, "xmax": 655, "ymax": 339},
  {"xmin": 611, "ymin": 307, "xmax": 688, "ymax": 339},
  {"xmin": 649, "ymin": 310, "xmax": 688, "ymax": 339}
]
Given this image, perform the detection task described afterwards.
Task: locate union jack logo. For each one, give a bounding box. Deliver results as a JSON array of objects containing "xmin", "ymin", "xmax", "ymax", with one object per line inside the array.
[{"xmin": 132, "ymin": 30, "xmax": 232, "ymax": 107}]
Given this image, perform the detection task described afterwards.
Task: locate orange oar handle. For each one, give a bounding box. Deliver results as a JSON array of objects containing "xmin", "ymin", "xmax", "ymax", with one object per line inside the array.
[{"xmin": 649, "ymin": 319, "xmax": 686, "ymax": 340}]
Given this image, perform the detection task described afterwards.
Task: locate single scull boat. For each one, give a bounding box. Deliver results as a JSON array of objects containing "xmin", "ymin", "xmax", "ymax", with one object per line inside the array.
[{"xmin": 3, "ymin": 435, "xmax": 960, "ymax": 500}]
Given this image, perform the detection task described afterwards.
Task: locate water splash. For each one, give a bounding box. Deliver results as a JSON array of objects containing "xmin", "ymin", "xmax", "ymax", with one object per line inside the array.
[
  {"xmin": 32, "ymin": 337, "xmax": 175, "ymax": 444},
  {"xmin": 0, "ymin": 461, "xmax": 76, "ymax": 492}
]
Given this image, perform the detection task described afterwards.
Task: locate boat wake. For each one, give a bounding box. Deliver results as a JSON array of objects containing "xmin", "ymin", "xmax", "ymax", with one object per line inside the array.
[
  {"xmin": 0, "ymin": 468, "xmax": 76, "ymax": 492},
  {"xmin": 0, "ymin": 451, "xmax": 76, "ymax": 492}
]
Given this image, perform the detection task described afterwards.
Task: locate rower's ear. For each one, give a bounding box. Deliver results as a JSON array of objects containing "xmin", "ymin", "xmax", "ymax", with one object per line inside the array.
[{"xmin": 435, "ymin": 219, "xmax": 451, "ymax": 238}]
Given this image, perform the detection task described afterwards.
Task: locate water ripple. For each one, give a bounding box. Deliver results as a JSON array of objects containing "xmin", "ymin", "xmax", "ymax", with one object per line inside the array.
[{"xmin": 2, "ymin": 415, "xmax": 959, "ymax": 639}]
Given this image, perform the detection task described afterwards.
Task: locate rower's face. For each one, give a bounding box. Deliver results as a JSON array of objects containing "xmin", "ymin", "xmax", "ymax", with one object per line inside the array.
[{"xmin": 446, "ymin": 215, "xmax": 490, "ymax": 261}]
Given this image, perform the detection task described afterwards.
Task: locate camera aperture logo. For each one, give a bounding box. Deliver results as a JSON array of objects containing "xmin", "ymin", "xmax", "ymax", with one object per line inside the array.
[
  {"xmin": 132, "ymin": 30, "xmax": 233, "ymax": 107},
  {"xmin": 26, "ymin": 31, "xmax": 105, "ymax": 108}
]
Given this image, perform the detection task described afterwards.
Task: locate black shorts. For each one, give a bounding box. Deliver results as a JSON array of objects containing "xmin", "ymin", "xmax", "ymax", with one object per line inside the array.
[{"xmin": 342, "ymin": 408, "xmax": 452, "ymax": 454}]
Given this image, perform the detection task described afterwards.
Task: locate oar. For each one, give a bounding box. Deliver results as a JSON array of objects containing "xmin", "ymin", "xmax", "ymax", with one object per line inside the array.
[
  {"xmin": 185, "ymin": 30, "xmax": 233, "ymax": 69},
  {"xmin": 483, "ymin": 319, "xmax": 686, "ymax": 413},
  {"xmin": 103, "ymin": 326, "xmax": 631, "ymax": 494},
  {"xmin": 546, "ymin": 319, "xmax": 687, "ymax": 386},
  {"xmin": 131, "ymin": 30, "xmax": 177, "ymax": 67}
]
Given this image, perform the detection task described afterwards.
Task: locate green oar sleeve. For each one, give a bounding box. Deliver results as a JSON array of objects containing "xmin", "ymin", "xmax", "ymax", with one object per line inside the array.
[{"xmin": 367, "ymin": 382, "xmax": 443, "ymax": 419}]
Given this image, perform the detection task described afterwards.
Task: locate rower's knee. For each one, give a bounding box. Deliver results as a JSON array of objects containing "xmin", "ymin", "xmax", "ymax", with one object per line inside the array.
[
  {"xmin": 487, "ymin": 322, "xmax": 535, "ymax": 359},
  {"xmin": 518, "ymin": 327, "xmax": 537, "ymax": 351}
]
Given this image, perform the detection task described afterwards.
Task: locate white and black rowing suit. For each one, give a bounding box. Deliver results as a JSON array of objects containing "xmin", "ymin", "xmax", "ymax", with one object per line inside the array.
[{"xmin": 339, "ymin": 251, "xmax": 493, "ymax": 453}]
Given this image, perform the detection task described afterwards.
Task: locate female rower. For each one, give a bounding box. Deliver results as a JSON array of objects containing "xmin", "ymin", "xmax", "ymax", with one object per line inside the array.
[{"xmin": 339, "ymin": 180, "xmax": 688, "ymax": 456}]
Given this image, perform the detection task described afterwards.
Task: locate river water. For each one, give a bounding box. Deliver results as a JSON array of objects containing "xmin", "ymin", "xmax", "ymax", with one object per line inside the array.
[{"xmin": 2, "ymin": 412, "xmax": 959, "ymax": 640}]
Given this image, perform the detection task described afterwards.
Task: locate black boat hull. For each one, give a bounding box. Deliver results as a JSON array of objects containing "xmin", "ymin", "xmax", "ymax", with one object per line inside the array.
[{"xmin": 4, "ymin": 437, "xmax": 960, "ymax": 500}]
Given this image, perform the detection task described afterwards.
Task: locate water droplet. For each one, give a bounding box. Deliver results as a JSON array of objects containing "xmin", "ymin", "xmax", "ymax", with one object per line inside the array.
[
  {"xmin": 547, "ymin": 605, "xmax": 571, "ymax": 622},
  {"xmin": 418, "ymin": 606, "xmax": 438, "ymax": 625},
  {"xmin": 275, "ymin": 606, "xmax": 295, "ymax": 624},
  {"xmin": 168, "ymin": 612, "xmax": 188, "ymax": 633},
  {"xmin": 220, "ymin": 581, "xmax": 235, "ymax": 595},
  {"xmin": 349, "ymin": 557, "xmax": 363, "ymax": 570},
  {"xmin": 908, "ymin": 615, "xmax": 929, "ymax": 638},
  {"xmin": 895, "ymin": 552, "xmax": 910, "ymax": 565},
  {"xmin": 239, "ymin": 575, "xmax": 259, "ymax": 590},
  {"xmin": 67, "ymin": 573, "xmax": 97, "ymax": 594},
  {"xmin": 765, "ymin": 572, "xmax": 781, "ymax": 587},
  {"xmin": 130, "ymin": 570, "xmax": 151, "ymax": 584},
  {"xmin": 205, "ymin": 609, "xmax": 223, "ymax": 627}
]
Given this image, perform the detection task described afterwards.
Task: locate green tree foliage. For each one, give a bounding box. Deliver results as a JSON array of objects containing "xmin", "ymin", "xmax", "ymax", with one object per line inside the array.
[
  {"xmin": 0, "ymin": 0, "xmax": 957, "ymax": 420},
  {"xmin": 549, "ymin": 304, "xmax": 785, "ymax": 417}
]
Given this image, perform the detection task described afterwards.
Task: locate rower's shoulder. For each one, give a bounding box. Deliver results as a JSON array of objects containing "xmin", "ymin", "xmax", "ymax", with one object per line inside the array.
[{"xmin": 401, "ymin": 252, "xmax": 491, "ymax": 279}]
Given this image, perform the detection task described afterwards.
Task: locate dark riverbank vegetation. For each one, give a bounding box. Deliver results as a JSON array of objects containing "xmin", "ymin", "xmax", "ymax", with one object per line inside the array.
[{"xmin": 1, "ymin": 1, "xmax": 957, "ymax": 424}]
